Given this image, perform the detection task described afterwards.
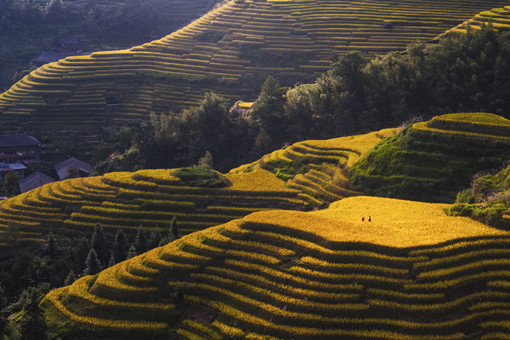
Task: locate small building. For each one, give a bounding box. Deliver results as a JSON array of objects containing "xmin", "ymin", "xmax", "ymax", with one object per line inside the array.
[
  {"xmin": 382, "ymin": 22, "xmax": 393, "ymax": 29},
  {"xmin": 0, "ymin": 134, "xmax": 42, "ymax": 163},
  {"xmin": 19, "ymin": 171, "xmax": 56, "ymax": 193},
  {"xmin": 0, "ymin": 162, "xmax": 28, "ymax": 180},
  {"xmin": 54, "ymin": 157, "xmax": 93, "ymax": 180}
]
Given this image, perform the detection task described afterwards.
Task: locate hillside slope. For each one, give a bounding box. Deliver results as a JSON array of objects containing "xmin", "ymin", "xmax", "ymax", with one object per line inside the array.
[
  {"xmin": 441, "ymin": 5, "xmax": 510, "ymax": 36},
  {"xmin": 448, "ymin": 162, "xmax": 510, "ymax": 229},
  {"xmin": 0, "ymin": 0, "xmax": 216, "ymax": 91},
  {"xmin": 0, "ymin": 0, "xmax": 507, "ymax": 141},
  {"xmin": 350, "ymin": 113, "xmax": 510, "ymax": 202},
  {"xmin": 231, "ymin": 128, "xmax": 396, "ymax": 205},
  {"xmin": 0, "ymin": 128, "xmax": 395, "ymax": 251},
  {"xmin": 43, "ymin": 196, "xmax": 510, "ymax": 339}
]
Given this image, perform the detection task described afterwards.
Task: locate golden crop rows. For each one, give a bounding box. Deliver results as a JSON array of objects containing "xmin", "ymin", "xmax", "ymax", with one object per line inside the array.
[
  {"xmin": 22, "ymin": 195, "xmax": 510, "ymax": 337},
  {"xmin": 1, "ymin": 0, "xmax": 507, "ymax": 136}
]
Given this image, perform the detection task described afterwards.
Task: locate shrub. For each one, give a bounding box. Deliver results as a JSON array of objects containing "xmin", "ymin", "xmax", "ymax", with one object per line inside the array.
[
  {"xmin": 172, "ymin": 167, "xmax": 228, "ymax": 187},
  {"xmin": 195, "ymin": 30, "xmax": 226, "ymax": 43}
]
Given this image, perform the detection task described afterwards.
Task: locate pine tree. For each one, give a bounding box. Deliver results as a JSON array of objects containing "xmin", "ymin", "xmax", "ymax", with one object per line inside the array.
[
  {"xmin": 46, "ymin": 232, "xmax": 56, "ymax": 257},
  {"xmin": 83, "ymin": 249, "xmax": 103, "ymax": 276},
  {"xmin": 72, "ymin": 236, "xmax": 90, "ymax": 273},
  {"xmin": 148, "ymin": 229, "xmax": 161, "ymax": 249},
  {"xmin": 2, "ymin": 170, "xmax": 20, "ymax": 197},
  {"xmin": 0, "ymin": 284, "xmax": 6, "ymax": 336},
  {"xmin": 2, "ymin": 222, "xmax": 20, "ymax": 255},
  {"xmin": 108, "ymin": 253, "xmax": 115, "ymax": 267},
  {"xmin": 90, "ymin": 223, "xmax": 107, "ymax": 266},
  {"xmin": 64, "ymin": 270, "xmax": 76, "ymax": 286},
  {"xmin": 134, "ymin": 225, "xmax": 148, "ymax": 254},
  {"xmin": 169, "ymin": 216, "xmax": 179, "ymax": 241},
  {"xmin": 127, "ymin": 244, "xmax": 137, "ymax": 259},
  {"xmin": 250, "ymin": 76, "xmax": 287, "ymax": 146},
  {"xmin": 19, "ymin": 289, "xmax": 47, "ymax": 340},
  {"xmin": 197, "ymin": 150, "xmax": 214, "ymax": 169},
  {"xmin": 111, "ymin": 229, "xmax": 128, "ymax": 263}
]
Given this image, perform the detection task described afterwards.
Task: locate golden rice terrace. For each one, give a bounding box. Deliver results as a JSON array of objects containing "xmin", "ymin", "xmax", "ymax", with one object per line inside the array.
[
  {"xmin": 43, "ymin": 196, "xmax": 510, "ymax": 339},
  {"xmin": 0, "ymin": 0, "xmax": 507, "ymax": 137},
  {"xmin": 0, "ymin": 128, "xmax": 396, "ymax": 251},
  {"xmin": 441, "ymin": 5, "xmax": 510, "ymax": 36}
]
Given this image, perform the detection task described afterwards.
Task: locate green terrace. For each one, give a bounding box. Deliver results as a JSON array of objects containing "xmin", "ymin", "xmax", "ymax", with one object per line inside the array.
[
  {"xmin": 231, "ymin": 128, "xmax": 397, "ymax": 206},
  {"xmin": 350, "ymin": 113, "xmax": 510, "ymax": 203}
]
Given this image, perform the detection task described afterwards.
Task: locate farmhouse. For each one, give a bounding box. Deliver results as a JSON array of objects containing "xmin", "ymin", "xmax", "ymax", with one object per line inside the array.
[
  {"xmin": 0, "ymin": 134, "xmax": 42, "ymax": 163},
  {"xmin": 54, "ymin": 157, "xmax": 93, "ymax": 180},
  {"xmin": 18, "ymin": 170, "xmax": 56, "ymax": 193},
  {"xmin": 0, "ymin": 162, "xmax": 27, "ymax": 180}
]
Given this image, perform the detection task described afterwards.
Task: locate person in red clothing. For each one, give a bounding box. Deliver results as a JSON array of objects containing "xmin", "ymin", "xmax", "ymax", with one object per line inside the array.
[{"xmin": 362, "ymin": 216, "xmax": 365, "ymax": 222}]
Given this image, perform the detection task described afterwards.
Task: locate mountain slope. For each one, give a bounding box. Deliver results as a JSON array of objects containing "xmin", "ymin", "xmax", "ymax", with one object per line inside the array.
[
  {"xmin": 231, "ymin": 128, "xmax": 397, "ymax": 205},
  {"xmin": 0, "ymin": 0, "xmax": 507, "ymax": 141},
  {"xmin": 0, "ymin": 127, "xmax": 395, "ymax": 251},
  {"xmin": 448, "ymin": 162, "xmax": 510, "ymax": 229},
  {"xmin": 43, "ymin": 196, "xmax": 510, "ymax": 339},
  {"xmin": 350, "ymin": 112, "xmax": 510, "ymax": 202},
  {"xmin": 0, "ymin": 0, "xmax": 217, "ymax": 93}
]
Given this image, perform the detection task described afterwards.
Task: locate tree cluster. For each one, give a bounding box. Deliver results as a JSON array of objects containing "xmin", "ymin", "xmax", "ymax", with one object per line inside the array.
[
  {"xmin": 94, "ymin": 91, "xmax": 255, "ymax": 173},
  {"xmin": 281, "ymin": 24, "xmax": 510, "ymax": 143},
  {"xmin": 0, "ymin": 218, "xmax": 180, "ymax": 324},
  {"xmin": 94, "ymin": 25, "xmax": 510, "ymax": 174}
]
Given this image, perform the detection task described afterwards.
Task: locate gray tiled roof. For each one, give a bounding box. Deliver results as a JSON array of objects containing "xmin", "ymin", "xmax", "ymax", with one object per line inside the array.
[
  {"xmin": 54, "ymin": 157, "xmax": 93, "ymax": 180},
  {"xmin": 0, "ymin": 134, "xmax": 41, "ymax": 148},
  {"xmin": 19, "ymin": 171, "xmax": 56, "ymax": 193}
]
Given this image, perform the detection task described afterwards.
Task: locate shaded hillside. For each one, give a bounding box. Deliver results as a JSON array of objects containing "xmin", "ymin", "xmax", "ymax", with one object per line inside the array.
[
  {"xmin": 43, "ymin": 196, "xmax": 510, "ymax": 339},
  {"xmin": 448, "ymin": 162, "xmax": 510, "ymax": 229},
  {"xmin": 0, "ymin": 127, "xmax": 395, "ymax": 254},
  {"xmin": 0, "ymin": 0, "xmax": 216, "ymax": 91},
  {"xmin": 350, "ymin": 113, "xmax": 510, "ymax": 202},
  {"xmin": 0, "ymin": 0, "xmax": 507, "ymax": 142}
]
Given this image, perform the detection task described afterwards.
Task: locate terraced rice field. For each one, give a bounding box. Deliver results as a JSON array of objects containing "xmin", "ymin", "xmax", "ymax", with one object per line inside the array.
[
  {"xmin": 0, "ymin": 0, "xmax": 507, "ymax": 139},
  {"xmin": 231, "ymin": 128, "xmax": 397, "ymax": 205},
  {"xmin": 439, "ymin": 6, "xmax": 510, "ymax": 36},
  {"xmin": 0, "ymin": 168, "xmax": 309, "ymax": 250},
  {"xmin": 0, "ymin": 127, "xmax": 395, "ymax": 250},
  {"xmin": 350, "ymin": 113, "xmax": 510, "ymax": 202},
  {"xmin": 44, "ymin": 196, "xmax": 510, "ymax": 339},
  {"xmin": 413, "ymin": 112, "xmax": 510, "ymax": 140}
]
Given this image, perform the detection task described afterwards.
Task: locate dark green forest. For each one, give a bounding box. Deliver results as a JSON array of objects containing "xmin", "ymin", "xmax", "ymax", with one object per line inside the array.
[{"xmin": 0, "ymin": 220, "xmax": 180, "ymax": 339}]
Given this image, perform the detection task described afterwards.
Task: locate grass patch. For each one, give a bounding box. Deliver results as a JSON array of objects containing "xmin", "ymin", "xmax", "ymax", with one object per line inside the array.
[
  {"xmin": 172, "ymin": 167, "xmax": 228, "ymax": 188},
  {"xmin": 195, "ymin": 30, "xmax": 227, "ymax": 43},
  {"xmin": 350, "ymin": 114, "xmax": 510, "ymax": 202}
]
